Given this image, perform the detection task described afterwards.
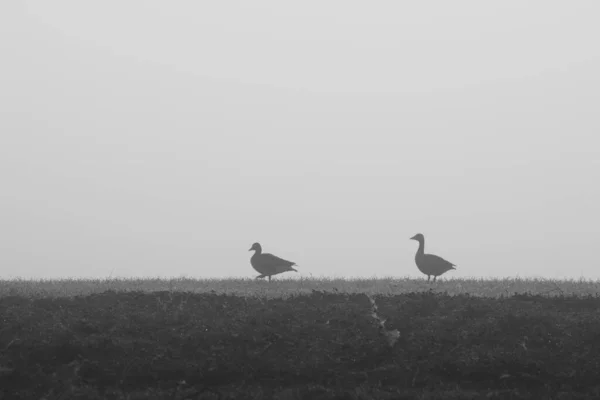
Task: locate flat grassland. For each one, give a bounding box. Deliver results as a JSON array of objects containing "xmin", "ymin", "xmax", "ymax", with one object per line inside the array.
[{"xmin": 1, "ymin": 277, "xmax": 600, "ymax": 399}]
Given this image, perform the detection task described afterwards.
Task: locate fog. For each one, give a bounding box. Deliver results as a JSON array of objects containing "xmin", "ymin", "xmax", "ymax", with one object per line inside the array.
[{"xmin": 2, "ymin": 1, "xmax": 599, "ymax": 280}]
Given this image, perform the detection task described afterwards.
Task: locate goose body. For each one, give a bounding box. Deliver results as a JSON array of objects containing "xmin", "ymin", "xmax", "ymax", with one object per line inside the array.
[
  {"xmin": 410, "ymin": 233, "xmax": 456, "ymax": 282},
  {"xmin": 249, "ymin": 242, "xmax": 297, "ymax": 281}
]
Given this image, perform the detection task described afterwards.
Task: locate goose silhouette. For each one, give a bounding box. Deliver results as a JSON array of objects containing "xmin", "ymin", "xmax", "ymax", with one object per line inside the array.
[
  {"xmin": 249, "ymin": 242, "xmax": 298, "ymax": 282},
  {"xmin": 410, "ymin": 233, "xmax": 456, "ymax": 282}
]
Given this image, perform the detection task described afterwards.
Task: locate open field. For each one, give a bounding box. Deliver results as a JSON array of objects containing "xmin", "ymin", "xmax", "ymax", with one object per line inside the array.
[
  {"xmin": 2, "ymin": 276, "xmax": 600, "ymax": 299},
  {"xmin": 2, "ymin": 278, "xmax": 600, "ymax": 399}
]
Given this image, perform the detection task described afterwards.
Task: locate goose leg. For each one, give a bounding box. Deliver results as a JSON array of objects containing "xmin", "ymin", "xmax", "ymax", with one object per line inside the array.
[
  {"xmin": 433, "ymin": 276, "xmax": 437, "ymax": 283},
  {"xmin": 427, "ymin": 275, "xmax": 431, "ymax": 282},
  {"xmin": 268, "ymin": 275, "xmax": 272, "ymax": 282}
]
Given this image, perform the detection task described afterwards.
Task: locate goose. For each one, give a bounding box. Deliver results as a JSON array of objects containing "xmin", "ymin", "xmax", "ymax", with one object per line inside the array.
[
  {"xmin": 410, "ymin": 233, "xmax": 456, "ymax": 282},
  {"xmin": 248, "ymin": 242, "xmax": 298, "ymax": 282}
]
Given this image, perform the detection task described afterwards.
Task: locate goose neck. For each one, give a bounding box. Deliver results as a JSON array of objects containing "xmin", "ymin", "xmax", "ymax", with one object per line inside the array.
[{"xmin": 416, "ymin": 239, "xmax": 425, "ymax": 255}]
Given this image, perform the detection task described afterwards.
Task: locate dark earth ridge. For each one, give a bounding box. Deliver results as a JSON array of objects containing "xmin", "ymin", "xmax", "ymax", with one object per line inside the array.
[{"xmin": 1, "ymin": 290, "xmax": 600, "ymax": 399}]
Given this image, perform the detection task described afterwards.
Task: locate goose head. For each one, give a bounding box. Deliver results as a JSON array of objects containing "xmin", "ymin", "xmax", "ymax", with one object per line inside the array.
[
  {"xmin": 410, "ymin": 233, "xmax": 424, "ymax": 242},
  {"xmin": 249, "ymin": 242, "xmax": 262, "ymax": 252}
]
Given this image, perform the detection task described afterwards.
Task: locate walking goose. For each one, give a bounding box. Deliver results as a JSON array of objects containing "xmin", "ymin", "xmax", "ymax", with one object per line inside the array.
[
  {"xmin": 249, "ymin": 242, "xmax": 297, "ymax": 282},
  {"xmin": 410, "ymin": 233, "xmax": 456, "ymax": 282}
]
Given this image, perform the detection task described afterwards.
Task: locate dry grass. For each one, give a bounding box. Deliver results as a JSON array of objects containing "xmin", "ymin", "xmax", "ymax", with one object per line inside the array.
[{"xmin": 1, "ymin": 276, "xmax": 599, "ymax": 298}]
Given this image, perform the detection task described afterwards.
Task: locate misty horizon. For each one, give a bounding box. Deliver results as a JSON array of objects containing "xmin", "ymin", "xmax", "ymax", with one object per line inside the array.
[{"xmin": 1, "ymin": 2, "xmax": 599, "ymax": 280}]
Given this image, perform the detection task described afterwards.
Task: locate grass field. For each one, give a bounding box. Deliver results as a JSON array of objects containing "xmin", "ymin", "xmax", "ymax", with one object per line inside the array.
[
  {"xmin": 2, "ymin": 276, "xmax": 600, "ymax": 298},
  {"xmin": 2, "ymin": 277, "xmax": 600, "ymax": 399}
]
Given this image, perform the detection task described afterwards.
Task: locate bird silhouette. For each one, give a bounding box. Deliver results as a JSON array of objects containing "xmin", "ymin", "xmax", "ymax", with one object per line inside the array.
[
  {"xmin": 249, "ymin": 242, "xmax": 297, "ymax": 282},
  {"xmin": 410, "ymin": 233, "xmax": 456, "ymax": 282}
]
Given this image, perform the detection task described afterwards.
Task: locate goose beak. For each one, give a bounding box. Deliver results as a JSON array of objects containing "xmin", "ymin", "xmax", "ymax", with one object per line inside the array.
[
  {"xmin": 409, "ymin": 235, "xmax": 417, "ymax": 240},
  {"xmin": 248, "ymin": 247, "xmax": 252, "ymax": 251}
]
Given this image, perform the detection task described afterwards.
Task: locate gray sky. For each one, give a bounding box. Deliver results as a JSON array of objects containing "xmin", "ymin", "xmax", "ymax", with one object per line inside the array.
[{"xmin": 2, "ymin": 1, "xmax": 599, "ymax": 280}]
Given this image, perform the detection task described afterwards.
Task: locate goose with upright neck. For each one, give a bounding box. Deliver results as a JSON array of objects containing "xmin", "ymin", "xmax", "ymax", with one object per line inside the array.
[
  {"xmin": 410, "ymin": 233, "xmax": 456, "ymax": 282},
  {"xmin": 249, "ymin": 242, "xmax": 298, "ymax": 282}
]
